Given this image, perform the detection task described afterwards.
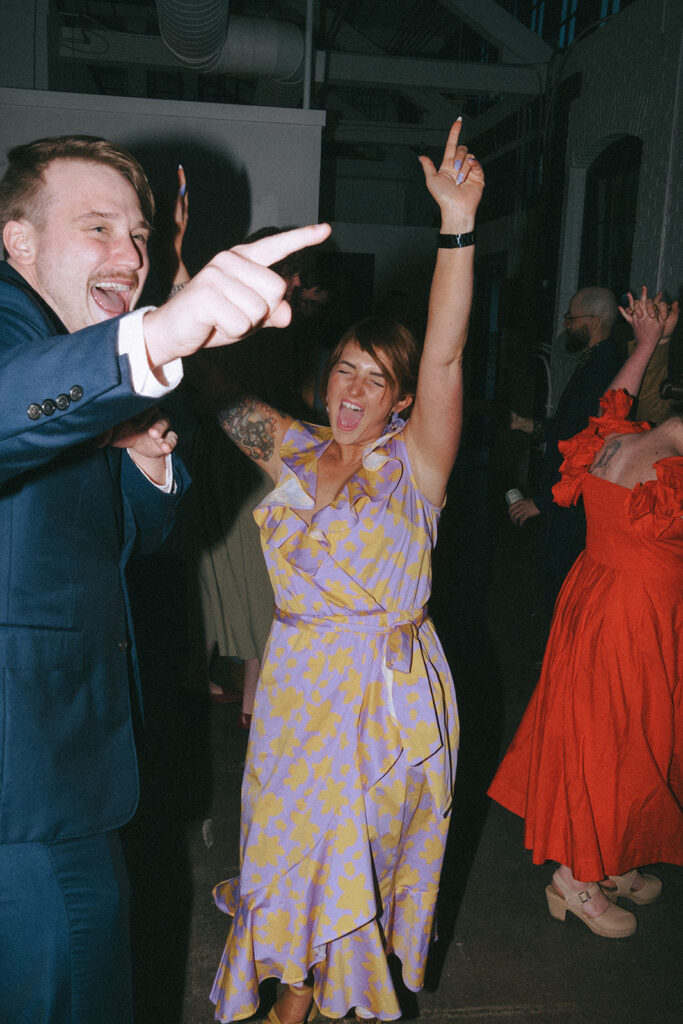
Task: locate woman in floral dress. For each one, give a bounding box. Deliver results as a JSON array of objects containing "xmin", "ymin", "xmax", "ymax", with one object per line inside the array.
[{"xmin": 209, "ymin": 119, "xmax": 484, "ymax": 1023}]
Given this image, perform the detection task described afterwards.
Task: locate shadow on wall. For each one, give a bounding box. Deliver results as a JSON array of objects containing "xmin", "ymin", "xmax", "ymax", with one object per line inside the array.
[
  {"xmin": 117, "ymin": 134, "xmax": 250, "ymax": 1023},
  {"xmin": 127, "ymin": 135, "xmax": 251, "ymax": 306},
  {"xmin": 122, "ymin": 545, "xmax": 212, "ymax": 1024},
  {"xmin": 424, "ymin": 458, "xmax": 505, "ymax": 999}
]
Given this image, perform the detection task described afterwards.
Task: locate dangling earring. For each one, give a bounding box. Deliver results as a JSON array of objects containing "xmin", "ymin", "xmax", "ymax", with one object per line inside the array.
[{"xmin": 390, "ymin": 410, "xmax": 400, "ymax": 425}]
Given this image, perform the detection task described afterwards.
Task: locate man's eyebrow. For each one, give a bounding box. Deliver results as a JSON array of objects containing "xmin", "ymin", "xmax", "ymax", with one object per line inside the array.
[
  {"xmin": 76, "ymin": 210, "xmax": 151, "ymax": 231},
  {"xmin": 76, "ymin": 210, "xmax": 116, "ymax": 221}
]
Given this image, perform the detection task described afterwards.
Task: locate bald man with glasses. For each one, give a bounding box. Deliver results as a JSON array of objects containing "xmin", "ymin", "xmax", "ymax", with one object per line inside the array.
[{"xmin": 508, "ymin": 286, "xmax": 628, "ymax": 620}]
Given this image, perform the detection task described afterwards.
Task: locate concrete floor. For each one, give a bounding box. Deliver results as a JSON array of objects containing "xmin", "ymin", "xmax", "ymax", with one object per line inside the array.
[{"xmin": 124, "ymin": 460, "xmax": 683, "ymax": 1024}]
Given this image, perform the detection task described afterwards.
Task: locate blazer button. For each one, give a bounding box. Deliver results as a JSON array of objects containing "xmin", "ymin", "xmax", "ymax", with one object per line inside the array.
[
  {"xmin": 27, "ymin": 403, "xmax": 43, "ymax": 420},
  {"xmin": 56, "ymin": 393, "xmax": 71, "ymax": 410},
  {"xmin": 41, "ymin": 398, "xmax": 57, "ymax": 416},
  {"xmin": 69, "ymin": 385, "xmax": 84, "ymax": 401},
  {"xmin": 117, "ymin": 638, "xmax": 130, "ymax": 652}
]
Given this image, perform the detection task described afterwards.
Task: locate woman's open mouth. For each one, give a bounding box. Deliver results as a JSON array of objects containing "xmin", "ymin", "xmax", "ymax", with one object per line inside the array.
[{"xmin": 337, "ymin": 400, "xmax": 364, "ymax": 431}]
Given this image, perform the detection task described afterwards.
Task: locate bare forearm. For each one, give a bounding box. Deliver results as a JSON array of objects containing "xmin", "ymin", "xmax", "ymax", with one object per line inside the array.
[
  {"xmin": 403, "ymin": 119, "xmax": 484, "ymax": 501},
  {"xmin": 610, "ymin": 342, "xmax": 660, "ymax": 397},
  {"xmin": 424, "ymin": 245, "xmax": 474, "ymax": 367}
]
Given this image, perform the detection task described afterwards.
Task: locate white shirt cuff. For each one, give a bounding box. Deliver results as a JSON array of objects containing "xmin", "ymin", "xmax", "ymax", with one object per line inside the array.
[{"xmin": 117, "ymin": 307, "xmax": 183, "ymax": 396}]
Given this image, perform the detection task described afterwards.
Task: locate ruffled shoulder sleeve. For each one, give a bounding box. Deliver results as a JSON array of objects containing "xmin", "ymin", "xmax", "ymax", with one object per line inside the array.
[
  {"xmin": 254, "ymin": 419, "xmax": 331, "ymax": 516},
  {"xmin": 552, "ymin": 389, "xmax": 650, "ymax": 507},
  {"xmin": 627, "ymin": 458, "xmax": 683, "ymax": 537}
]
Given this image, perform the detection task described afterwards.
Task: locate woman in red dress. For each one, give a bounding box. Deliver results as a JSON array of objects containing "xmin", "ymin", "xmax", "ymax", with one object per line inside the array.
[{"xmin": 489, "ymin": 289, "xmax": 682, "ymax": 938}]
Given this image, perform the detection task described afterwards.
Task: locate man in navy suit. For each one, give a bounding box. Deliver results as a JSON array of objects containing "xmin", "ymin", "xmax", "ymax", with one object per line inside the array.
[{"xmin": 0, "ymin": 134, "xmax": 330, "ymax": 1022}]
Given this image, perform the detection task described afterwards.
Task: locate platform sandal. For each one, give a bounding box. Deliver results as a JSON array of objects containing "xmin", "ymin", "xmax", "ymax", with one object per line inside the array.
[
  {"xmin": 601, "ymin": 868, "xmax": 662, "ymax": 905},
  {"xmin": 545, "ymin": 869, "xmax": 637, "ymax": 938}
]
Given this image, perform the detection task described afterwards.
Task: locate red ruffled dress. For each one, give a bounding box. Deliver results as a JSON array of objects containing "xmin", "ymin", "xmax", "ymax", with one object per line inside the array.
[{"xmin": 488, "ymin": 390, "xmax": 683, "ymax": 879}]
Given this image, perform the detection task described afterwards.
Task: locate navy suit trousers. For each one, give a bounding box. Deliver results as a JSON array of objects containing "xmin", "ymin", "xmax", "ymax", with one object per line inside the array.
[{"xmin": 0, "ymin": 832, "xmax": 133, "ymax": 1023}]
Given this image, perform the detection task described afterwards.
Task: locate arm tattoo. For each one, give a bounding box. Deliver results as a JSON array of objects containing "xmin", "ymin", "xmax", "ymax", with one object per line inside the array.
[
  {"xmin": 592, "ymin": 438, "xmax": 622, "ymax": 471},
  {"xmin": 218, "ymin": 397, "xmax": 281, "ymax": 462}
]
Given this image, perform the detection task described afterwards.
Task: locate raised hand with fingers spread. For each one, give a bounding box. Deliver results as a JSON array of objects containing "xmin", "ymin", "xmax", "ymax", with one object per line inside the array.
[{"xmin": 612, "ymin": 285, "xmax": 680, "ymax": 397}]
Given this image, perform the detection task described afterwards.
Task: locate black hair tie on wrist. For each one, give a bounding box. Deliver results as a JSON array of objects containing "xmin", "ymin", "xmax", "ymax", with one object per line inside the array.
[{"xmin": 438, "ymin": 231, "xmax": 476, "ymax": 248}]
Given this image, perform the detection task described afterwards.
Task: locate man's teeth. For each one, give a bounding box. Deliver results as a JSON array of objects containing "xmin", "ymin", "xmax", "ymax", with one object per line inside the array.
[{"xmin": 96, "ymin": 282, "xmax": 131, "ymax": 291}]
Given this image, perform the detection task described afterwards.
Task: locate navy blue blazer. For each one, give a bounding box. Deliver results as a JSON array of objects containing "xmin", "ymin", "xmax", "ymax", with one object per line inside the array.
[{"xmin": 0, "ymin": 262, "xmax": 190, "ymax": 844}]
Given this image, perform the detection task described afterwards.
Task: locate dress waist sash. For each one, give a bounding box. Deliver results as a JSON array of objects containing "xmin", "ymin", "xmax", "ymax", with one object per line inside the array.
[{"xmin": 273, "ymin": 605, "xmax": 453, "ymax": 814}]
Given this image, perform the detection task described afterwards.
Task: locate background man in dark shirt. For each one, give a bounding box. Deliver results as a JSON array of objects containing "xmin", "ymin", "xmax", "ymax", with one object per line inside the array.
[{"xmin": 508, "ymin": 286, "xmax": 627, "ymax": 611}]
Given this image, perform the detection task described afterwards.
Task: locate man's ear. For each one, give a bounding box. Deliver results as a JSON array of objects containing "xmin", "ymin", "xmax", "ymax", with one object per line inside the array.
[{"xmin": 3, "ymin": 219, "xmax": 37, "ymax": 266}]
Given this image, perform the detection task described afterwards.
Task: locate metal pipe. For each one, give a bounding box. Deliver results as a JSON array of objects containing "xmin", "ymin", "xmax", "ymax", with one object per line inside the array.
[
  {"xmin": 303, "ymin": 0, "xmax": 314, "ymax": 110},
  {"xmin": 155, "ymin": 1, "xmax": 304, "ymax": 84}
]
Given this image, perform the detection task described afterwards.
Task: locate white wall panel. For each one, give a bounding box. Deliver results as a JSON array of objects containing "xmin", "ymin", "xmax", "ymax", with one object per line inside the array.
[{"xmin": 0, "ymin": 87, "xmax": 325, "ymax": 301}]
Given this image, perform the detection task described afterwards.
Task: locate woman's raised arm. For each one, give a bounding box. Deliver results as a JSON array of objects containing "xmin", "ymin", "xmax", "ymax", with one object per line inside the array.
[{"xmin": 404, "ymin": 118, "xmax": 485, "ymax": 506}]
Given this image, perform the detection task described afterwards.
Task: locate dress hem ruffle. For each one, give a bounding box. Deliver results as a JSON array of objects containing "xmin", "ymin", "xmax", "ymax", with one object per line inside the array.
[{"xmin": 210, "ymin": 880, "xmax": 438, "ymax": 1022}]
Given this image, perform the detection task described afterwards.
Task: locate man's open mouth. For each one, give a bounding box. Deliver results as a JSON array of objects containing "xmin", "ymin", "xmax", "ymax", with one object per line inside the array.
[{"xmin": 91, "ymin": 279, "xmax": 136, "ymax": 316}]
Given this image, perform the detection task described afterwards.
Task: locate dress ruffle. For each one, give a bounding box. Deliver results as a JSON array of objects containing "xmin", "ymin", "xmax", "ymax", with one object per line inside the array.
[
  {"xmin": 628, "ymin": 457, "xmax": 683, "ymax": 536},
  {"xmin": 211, "ymin": 869, "xmax": 437, "ymax": 1020},
  {"xmin": 262, "ymin": 419, "xmax": 408, "ymax": 511},
  {"xmin": 552, "ymin": 390, "xmax": 646, "ymax": 507},
  {"xmin": 253, "ymin": 420, "xmax": 408, "ymax": 578},
  {"xmin": 551, "ymin": 390, "xmax": 683, "ymax": 535}
]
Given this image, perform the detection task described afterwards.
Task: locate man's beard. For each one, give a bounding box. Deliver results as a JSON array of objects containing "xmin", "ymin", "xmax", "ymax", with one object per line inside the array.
[{"xmin": 565, "ymin": 327, "xmax": 590, "ymax": 353}]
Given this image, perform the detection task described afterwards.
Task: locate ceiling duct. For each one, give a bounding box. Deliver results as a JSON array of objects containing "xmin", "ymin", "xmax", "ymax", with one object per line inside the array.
[
  {"xmin": 155, "ymin": 1, "xmax": 305, "ymax": 103},
  {"xmin": 156, "ymin": 0, "xmax": 230, "ymax": 72}
]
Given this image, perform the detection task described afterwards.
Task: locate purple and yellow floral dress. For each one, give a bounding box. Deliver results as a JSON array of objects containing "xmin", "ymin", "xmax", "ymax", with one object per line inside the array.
[{"xmin": 210, "ymin": 418, "xmax": 459, "ymax": 1022}]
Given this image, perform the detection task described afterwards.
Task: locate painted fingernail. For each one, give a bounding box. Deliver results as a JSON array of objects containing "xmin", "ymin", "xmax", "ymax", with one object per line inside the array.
[
  {"xmin": 179, "ymin": 183, "xmax": 187, "ymax": 197},
  {"xmin": 454, "ymin": 159, "xmax": 462, "ymax": 172},
  {"xmin": 456, "ymin": 171, "xmax": 464, "ymax": 184}
]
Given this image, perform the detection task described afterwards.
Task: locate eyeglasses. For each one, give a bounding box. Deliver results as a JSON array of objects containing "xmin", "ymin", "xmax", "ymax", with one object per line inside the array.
[{"xmin": 563, "ymin": 312, "xmax": 596, "ymax": 323}]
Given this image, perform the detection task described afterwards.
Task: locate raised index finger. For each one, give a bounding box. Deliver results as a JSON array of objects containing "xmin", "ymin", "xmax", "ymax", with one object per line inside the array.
[
  {"xmin": 441, "ymin": 117, "xmax": 464, "ymax": 169},
  {"xmin": 235, "ymin": 223, "xmax": 331, "ymax": 269}
]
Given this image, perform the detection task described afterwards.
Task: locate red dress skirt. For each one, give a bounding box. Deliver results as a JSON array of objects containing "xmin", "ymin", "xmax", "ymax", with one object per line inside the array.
[{"xmin": 488, "ymin": 391, "xmax": 683, "ymax": 879}]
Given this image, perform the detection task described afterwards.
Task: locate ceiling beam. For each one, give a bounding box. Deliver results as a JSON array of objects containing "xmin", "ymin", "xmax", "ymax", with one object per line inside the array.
[
  {"xmin": 58, "ymin": 23, "xmax": 458, "ymax": 125},
  {"xmin": 437, "ymin": 0, "xmax": 552, "ymax": 63},
  {"xmin": 329, "ymin": 122, "xmax": 461, "ymax": 147},
  {"xmin": 305, "ymin": 1, "xmax": 457, "ymax": 122},
  {"xmin": 316, "ymin": 50, "xmax": 546, "ymax": 95},
  {"xmin": 327, "ymin": 118, "xmax": 538, "ymax": 164},
  {"xmin": 61, "ymin": 27, "xmax": 546, "ymax": 97},
  {"xmin": 465, "ymin": 94, "xmax": 537, "ymax": 141}
]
